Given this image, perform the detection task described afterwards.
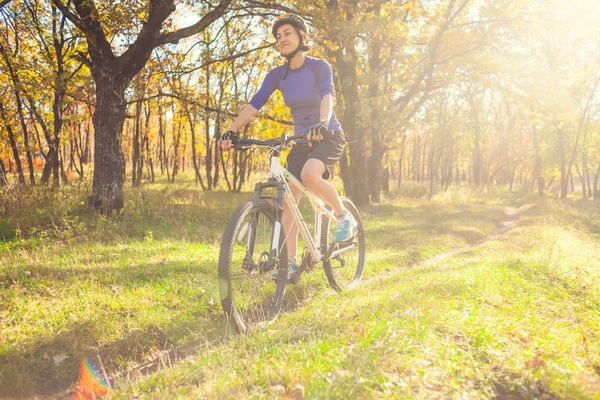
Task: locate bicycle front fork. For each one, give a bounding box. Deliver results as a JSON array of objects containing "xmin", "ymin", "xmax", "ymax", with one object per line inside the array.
[{"xmin": 243, "ymin": 179, "xmax": 287, "ymax": 273}]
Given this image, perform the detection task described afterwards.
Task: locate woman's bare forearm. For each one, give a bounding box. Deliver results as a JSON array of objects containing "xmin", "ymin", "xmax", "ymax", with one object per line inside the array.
[
  {"xmin": 320, "ymin": 95, "xmax": 333, "ymax": 124},
  {"xmin": 226, "ymin": 104, "xmax": 259, "ymax": 133}
]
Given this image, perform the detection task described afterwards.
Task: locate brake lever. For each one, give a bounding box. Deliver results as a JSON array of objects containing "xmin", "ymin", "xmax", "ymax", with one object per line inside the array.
[
  {"xmin": 232, "ymin": 143, "xmax": 251, "ymax": 151},
  {"xmin": 297, "ymin": 129, "xmax": 333, "ymax": 145}
]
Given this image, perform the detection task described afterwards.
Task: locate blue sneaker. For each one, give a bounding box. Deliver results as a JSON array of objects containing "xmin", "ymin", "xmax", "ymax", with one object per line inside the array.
[
  {"xmin": 334, "ymin": 212, "xmax": 358, "ymax": 243},
  {"xmin": 272, "ymin": 259, "xmax": 301, "ymax": 281}
]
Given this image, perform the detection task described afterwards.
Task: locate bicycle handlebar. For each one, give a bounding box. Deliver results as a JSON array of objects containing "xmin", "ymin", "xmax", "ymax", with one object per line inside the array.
[{"xmin": 232, "ymin": 130, "xmax": 333, "ymax": 151}]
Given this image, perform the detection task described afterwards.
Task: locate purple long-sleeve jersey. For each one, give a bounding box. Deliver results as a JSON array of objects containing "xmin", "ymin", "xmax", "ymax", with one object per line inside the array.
[{"xmin": 249, "ymin": 56, "xmax": 342, "ymax": 133}]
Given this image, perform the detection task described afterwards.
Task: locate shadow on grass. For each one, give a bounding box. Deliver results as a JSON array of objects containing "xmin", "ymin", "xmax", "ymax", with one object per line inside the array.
[
  {"xmin": 1, "ymin": 259, "xmax": 215, "ymax": 296},
  {"xmin": 0, "ymin": 312, "xmax": 232, "ymax": 398},
  {"xmin": 0, "ymin": 199, "xmax": 533, "ymax": 398},
  {"xmin": 0, "ymin": 268, "xmax": 328, "ymax": 397},
  {"xmin": 367, "ymin": 204, "xmax": 507, "ymax": 247},
  {"xmin": 490, "ymin": 372, "xmax": 560, "ymax": 400}
]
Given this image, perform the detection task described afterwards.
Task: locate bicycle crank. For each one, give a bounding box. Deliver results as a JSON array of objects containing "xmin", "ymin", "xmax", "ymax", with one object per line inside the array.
[{"xmin": 324, "ymin": 240, "xmax": 357, "ymax": 262}]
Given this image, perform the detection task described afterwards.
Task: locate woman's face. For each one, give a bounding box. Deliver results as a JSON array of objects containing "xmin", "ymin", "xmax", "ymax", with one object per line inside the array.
[{"xmin": 276, "ymin": 24, "xmax": 300, "ymax": 56}]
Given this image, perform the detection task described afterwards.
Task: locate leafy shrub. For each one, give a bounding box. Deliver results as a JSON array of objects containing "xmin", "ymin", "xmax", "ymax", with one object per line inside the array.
[{"xmin": 0, "ymin": 219, "xmax": 15, "ymax": 241}]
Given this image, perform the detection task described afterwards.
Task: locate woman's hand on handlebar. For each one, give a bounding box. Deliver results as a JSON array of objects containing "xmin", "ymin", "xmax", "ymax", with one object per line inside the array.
[
  {"xmin": 306, "ymin": 122, "xmax": 328, "ymax": 147},
  {"xmin": 219, "ymin": 130, "xmax": 240, "ymax": 151}
]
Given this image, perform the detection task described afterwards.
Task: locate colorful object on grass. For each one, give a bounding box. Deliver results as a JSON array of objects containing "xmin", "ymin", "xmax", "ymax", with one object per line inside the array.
[{"xmin": 72, "ymin": 357, "xmax": 110, "ymax": 399}]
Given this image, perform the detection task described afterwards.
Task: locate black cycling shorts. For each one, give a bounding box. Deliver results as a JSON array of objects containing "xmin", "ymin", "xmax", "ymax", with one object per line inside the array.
[{"xmin": 285, "ymin": 130, "xmax": 346, "ymax": 182}]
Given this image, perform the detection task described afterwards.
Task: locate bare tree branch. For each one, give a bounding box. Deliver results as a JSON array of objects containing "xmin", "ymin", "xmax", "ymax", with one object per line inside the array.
[
  {"xmin": 165, "ymin": 43, "xmax": 274, "ymax": 75},
  {"xmin": 239, "ymin": 0, "xmax": 299, "ymax": 14},
  {"xmin": 128, "ymin": 92, "xmax": 293, "ymax": 126},
  {"xmin": 71, "ymin": 0, "xmax": 115, "ymax": 59},
  {"xmin": 0, "ymin": 0, "xmax": 14, "ymax": 9},
  {"xmin": 155, "ymin": 0, "xmax": 233, "ymax": 46},
  {"xmin": 49, "ymin": 0, "xmax": 87, "ymax": 34},
  {"xmin": 393, "ymin": 0, "xmax": 470, "ymax": 110}
]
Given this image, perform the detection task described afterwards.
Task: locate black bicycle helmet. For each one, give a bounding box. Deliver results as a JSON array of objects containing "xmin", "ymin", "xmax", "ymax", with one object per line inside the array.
[
  {"xmin": 271, "ymin": 13, "xmax": 311, "ymax": 80},
  {"xmin": 271, "ymin": 13, "xmax": 309, "ymax": 38}
]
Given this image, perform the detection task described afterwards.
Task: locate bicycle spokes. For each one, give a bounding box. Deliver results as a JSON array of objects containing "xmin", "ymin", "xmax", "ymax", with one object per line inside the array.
[{"xmin": 218, "ymin": 200, "xmax": 289, "ymax": 333}]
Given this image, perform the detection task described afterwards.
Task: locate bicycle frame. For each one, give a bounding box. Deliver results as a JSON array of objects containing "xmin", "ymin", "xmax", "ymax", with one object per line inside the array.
[{"xmin": 249, "ymin": 149, "xmax": 350, "ymax": 270}]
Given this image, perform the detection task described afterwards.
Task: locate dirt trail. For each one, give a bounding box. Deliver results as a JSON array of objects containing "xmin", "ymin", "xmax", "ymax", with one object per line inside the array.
[{"xmin": 364, "ymin": 203, "xmax": 535, "ymax": 284}]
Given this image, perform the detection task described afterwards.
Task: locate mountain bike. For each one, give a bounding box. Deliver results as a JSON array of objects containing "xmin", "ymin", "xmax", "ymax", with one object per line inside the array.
[{"xmin": 218, "ymin": 132, "xmax": 366, "ymax": 333}]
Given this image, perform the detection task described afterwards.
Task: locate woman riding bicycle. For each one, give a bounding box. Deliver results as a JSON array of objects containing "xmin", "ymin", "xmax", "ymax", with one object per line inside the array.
[{"xmin": 219, "ymin": 13, "xmax": 358, "ymax": 278}]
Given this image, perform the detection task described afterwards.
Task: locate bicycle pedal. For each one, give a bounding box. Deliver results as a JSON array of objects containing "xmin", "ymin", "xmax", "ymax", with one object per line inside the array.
[{"xmin": 337, "ymin": 233, "xmax": 358, "ymax": 246}]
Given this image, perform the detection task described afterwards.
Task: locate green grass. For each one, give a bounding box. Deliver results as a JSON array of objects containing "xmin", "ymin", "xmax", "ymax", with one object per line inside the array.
[{"xmin": 1, "ymin": 178, "xmax": 599, "ymax": 398}]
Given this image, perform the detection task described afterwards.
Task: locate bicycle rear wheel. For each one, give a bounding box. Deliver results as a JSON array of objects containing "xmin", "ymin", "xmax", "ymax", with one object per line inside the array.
[
  {"xmin": 321, "ymin": 197, "xmax": 366, "ymax": 291},
  {"xmin": 218, "ymin": 199, "xmax": 288, "ymax": 333}
]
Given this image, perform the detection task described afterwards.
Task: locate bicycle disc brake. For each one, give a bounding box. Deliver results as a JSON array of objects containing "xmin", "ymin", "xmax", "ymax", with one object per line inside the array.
[
  {"xmin": 301, "ymin": 247, "xmax": 316, "ymax": 272},
  {"xmin": 242, "ymin": 256, "xmax": 258, "ymax": 273},
  {"xmin": 257, "ymin": 251, "xmax": 272, "ymax": 273}
]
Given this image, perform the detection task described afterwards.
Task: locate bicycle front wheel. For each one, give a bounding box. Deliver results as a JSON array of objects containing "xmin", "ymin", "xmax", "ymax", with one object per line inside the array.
[
  {"xmin": 218, "ymin": 199, "xmax": 288, "ymax": 333},
  {"xmin": 321, "ymin": 197, "xmax": 366, "ymax": 291}
]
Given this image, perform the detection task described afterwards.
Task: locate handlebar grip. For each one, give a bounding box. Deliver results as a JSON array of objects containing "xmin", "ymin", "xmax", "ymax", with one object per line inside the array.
[{"xmin": 322, "ymin": 129, "xmax": 334, "ymax": 138}]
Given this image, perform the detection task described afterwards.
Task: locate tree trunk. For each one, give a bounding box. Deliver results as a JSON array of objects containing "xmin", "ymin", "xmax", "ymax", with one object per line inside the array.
[
  {"xmin": 145, "ymin": 134, "xmax": 154, "ymax": 183},
  {"xmin": 330, "ymin": 0, "xmax": 369, "ymax": 205},
  {"xmin": 171, "ymin": 105, "xmax": 182, "ymax": 183},
  {"xmin": 569, "ymin": 167, "xmax": 575, "ymax": 194},
  {"xmin": 428, "ymin": 139, "xmax": 441, "ymax": 198},
  {"xmin": 232, "ymin": 147, "xmax": 238, "ymax": 190},
  {"xmin": 531, "ymin": 127, "xmax": 544, "ymax": 196},
  {"xmin": 136, "ymin": 102, "xmax": 150, "ymax": 187},
  {"xmin": 83, "ymin": 117, "xmax": 91, "ymax": 163},
  {"xmin": 161, "ymin": 101, "xmax": 172, "ymax": 182},
  {"xmin": 205, "ymin": 116, "xmax": 213, "ymax": 190},
  {"xmin": 204, "ymin": 62, "xmax": 213, "ymax": 190},
  {"xmin": 576, "ymin": 163, "xmax": 586, "ymax": 198},
  {"xmin": 132, "ymin": 99, "xmax": 142, "ymax": 187},
  {"xmin": 397, "ymin": 133, "xmax": 407, "ymax": 190},
  {"xmin": 584, "ymin": 153, "xmax": 592, "ymax": 199},
  {"xmin": 16, "ymin": 96, "xmax": 36, "ymax": 184},
  {"xmin": 51, "ymin": 29, "xmax": 66, "ymax": 186},
  {"xmin": 59, "ymin": 142, "xmax": 68, "ymax": 183},
  {"xmin": 220, "ymin": 151, "xmax": 232, "ymax": 191},
  {"xmin": 246, "ymin": 152, "xmax": 252, "ymax": 183},
  {"xmin": 73, "ymin": 120, "xmax": 85, "ymax": 179},
  {"xmin": 412, "ymin": 134, "xmax": 419, "ymax": 180},
  {"xmin": 472, "ymin": 119, "xmax": 482, "ymax": 186},
  {"xmin": 0, "ymin": 42, "xmax": 35, "ymax": 185},
  {"xmin": 185, "ymin": 105, "xmax": 206, "ymax": 189},
  {"xmin": 88, "ymin": 75, "xmax": 127, "ymax": 213},
  {"xmin": 367, "ymin": 3, "xmax": 383, "ymax": 203},
  {"xmin": 213, "ymin": 116, "xmax": 221, "ymax": 188},
  {"xmin": 421, "ymin": 134, "xmax": 429, "ymax": 181},
  {"xmin": 237, "ymin": 150, "xmax": 247, "ymax": 192},
  {"xmin": 444, "ymin": 137, "xmax": 454, "ymax": 190},
  {"xmin": 557, "ymin": 127, "xmax": 567, "ymax": 199},
  {"xmin": 594, "ymin": 163, "xmax": 600, "ymax": 199},
  {"xmin": 0, "ymin": 102, "xmax": 25, "ymax": 184},
  {"xmin": 26, "ymin": 94, "xmax": 57, "ymax": 184},
  {"xmin": 0, "ymin": 159, "xmax": 7, "ymax": 185},
  {"xmin": 158, "ymin": 102, "xmax": 166, "ymax": 176},
  {"xmin": 382, "ymin": 166, "xmax": 390, "ymax": 196}
]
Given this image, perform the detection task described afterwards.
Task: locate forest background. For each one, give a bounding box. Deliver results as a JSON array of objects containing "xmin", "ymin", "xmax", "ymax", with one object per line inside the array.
[{"xmin": 1, "ymin": 0, "xmax": 599, "ymax": 206}]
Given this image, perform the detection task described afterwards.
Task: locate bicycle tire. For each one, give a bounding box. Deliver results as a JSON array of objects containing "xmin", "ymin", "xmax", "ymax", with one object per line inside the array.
[
  {"xmin": 218, "ymin": 199, "xmax": 288, "ymax": 333},
  {"xmin": 321, "ymin": 197, "xmax": 366, "ymax": 291}
]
